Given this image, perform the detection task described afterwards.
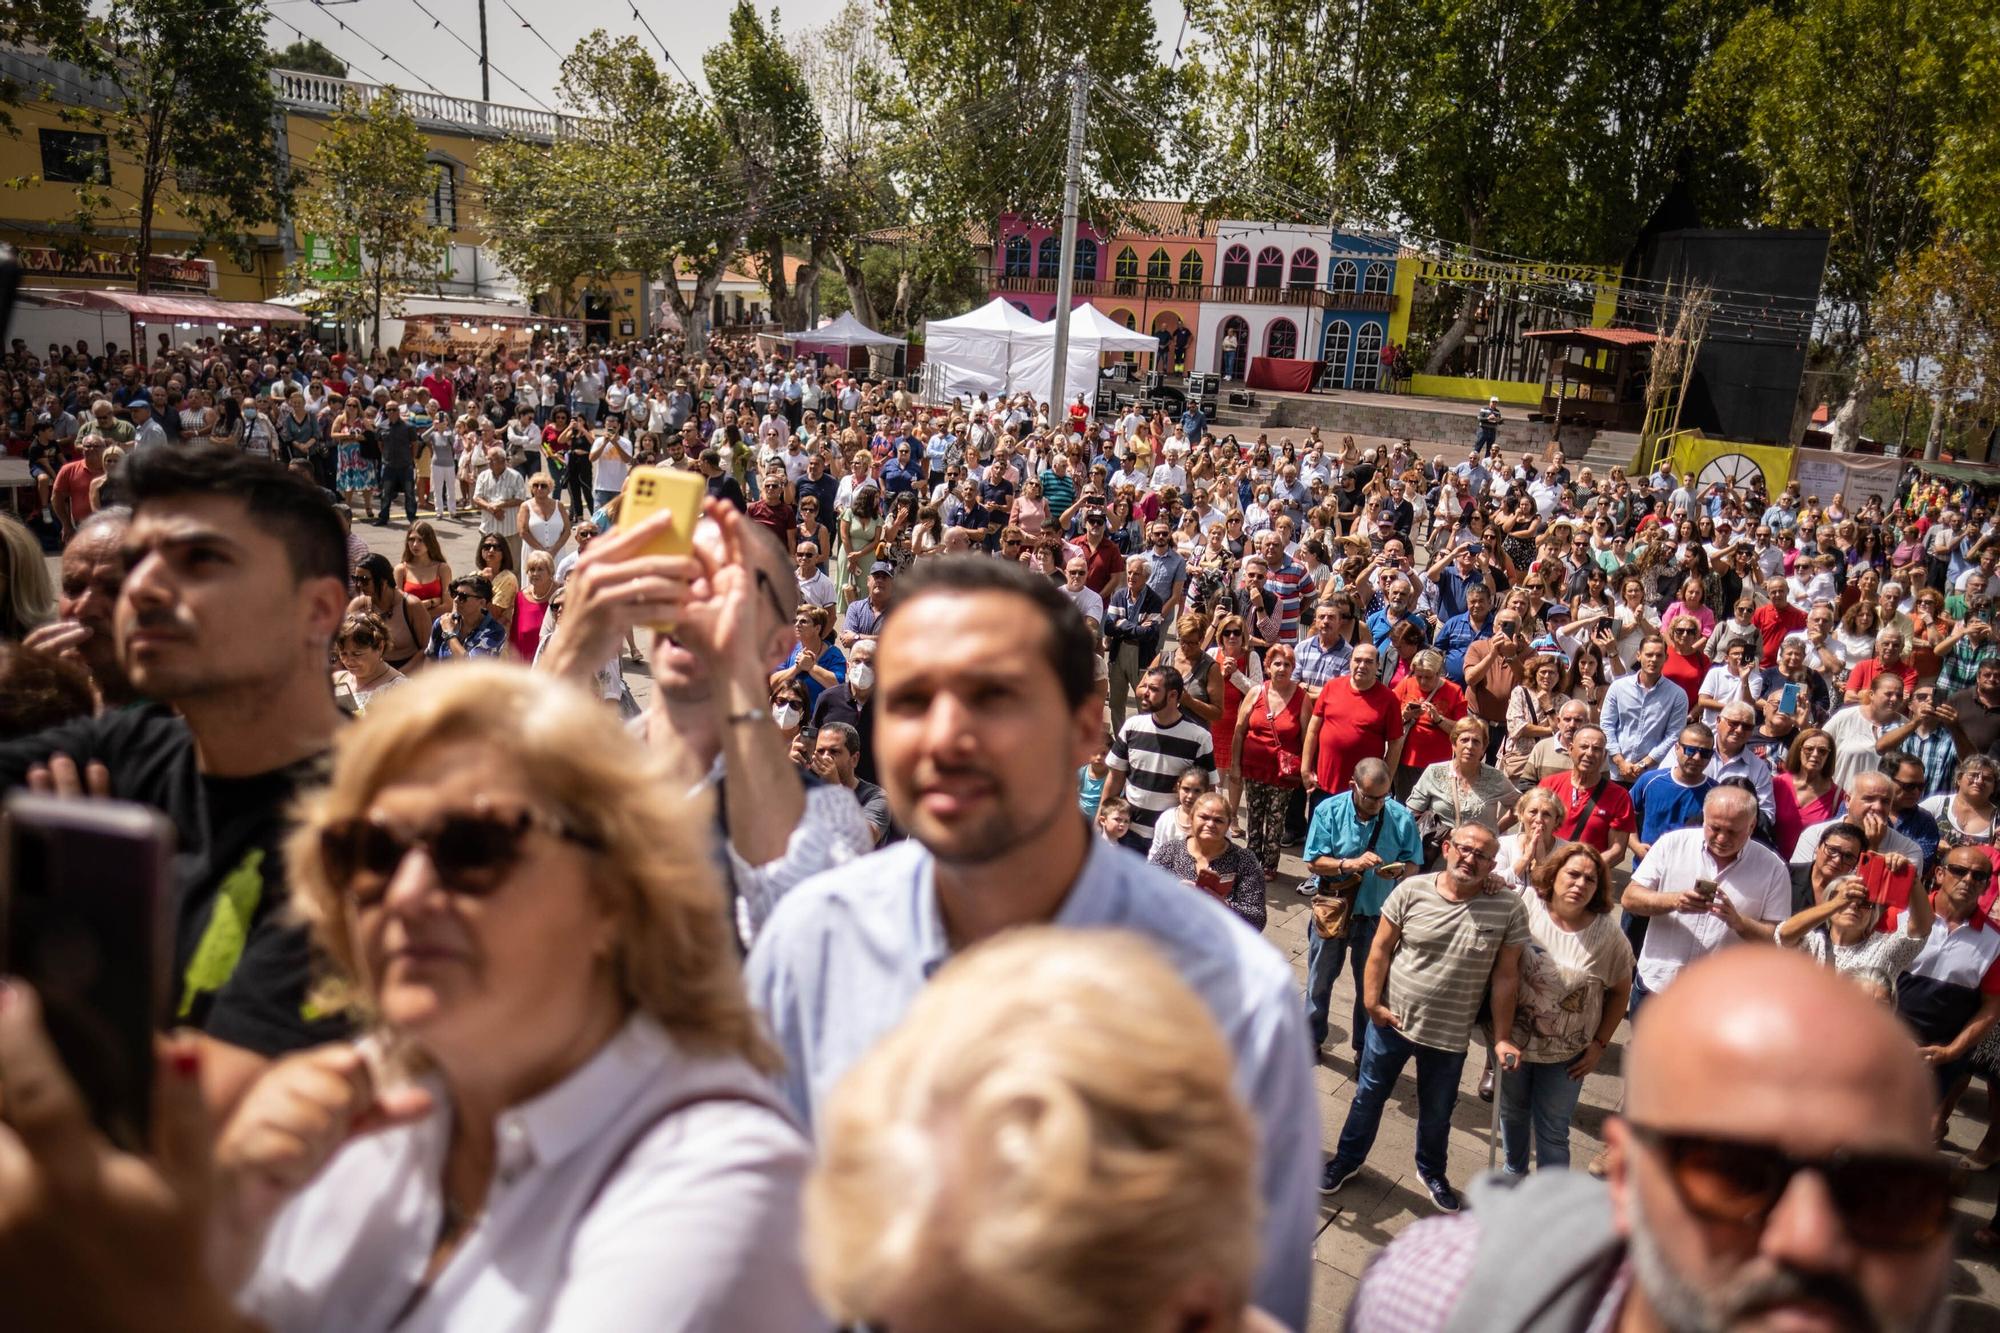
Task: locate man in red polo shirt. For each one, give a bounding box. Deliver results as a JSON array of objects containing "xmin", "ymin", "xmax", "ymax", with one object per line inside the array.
[
  {"xmin": 1303, "ymin": 641, "xmax": 1406, "ymax": 801},
  {"xmin": 421, "ymin": 353, "xmax": 457, "ymax": 416},
  {"xmin": 1538, "ymin": 724, "xmax": 1635, "ymax": 863},
  {"xmin": 1844, "ymin": 627, "xmax": 1920, "ymax": 705},
  {"xmin": 1750, "ymin": 575, "xmax": 1805, "ymax": 666}
]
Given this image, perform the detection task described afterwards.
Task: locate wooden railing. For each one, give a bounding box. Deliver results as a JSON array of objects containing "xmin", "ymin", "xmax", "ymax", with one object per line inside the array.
[{"xmin": 991, "ymin": 273, "xmax": 1398, "ymax": 313}]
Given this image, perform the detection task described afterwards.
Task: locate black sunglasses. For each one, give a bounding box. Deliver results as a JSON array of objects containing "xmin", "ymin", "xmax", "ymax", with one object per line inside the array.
[
  {"xmin": 1623, "ymin": 1120, "xmax": 1951, "ymax": 1250},
  {"xmin": 319, "ymin": 805, "xmax": 601, "ymax": 906},
  {"xmin": 1943, "ymin": 861, "xmax": 1995, "ymax": 886}
]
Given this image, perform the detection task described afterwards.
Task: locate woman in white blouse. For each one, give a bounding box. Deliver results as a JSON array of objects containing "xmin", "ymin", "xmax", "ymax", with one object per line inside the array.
[{"xmin": 213, "ymin": 665, "xmax": 822, "ymax": 1331}]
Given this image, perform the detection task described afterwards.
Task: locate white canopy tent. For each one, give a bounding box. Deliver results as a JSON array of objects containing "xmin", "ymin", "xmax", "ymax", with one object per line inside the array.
[
  {"xmin": 1014, "ymin": 303, "xmax": 1160, "ymax": 407},
  {"xmin": 921, "ymin": 298, "xmax": 1048, "ymax": 399},
  {"xmin": 786, "ymin": 311, "xmax": 903, "ymax": 348}
]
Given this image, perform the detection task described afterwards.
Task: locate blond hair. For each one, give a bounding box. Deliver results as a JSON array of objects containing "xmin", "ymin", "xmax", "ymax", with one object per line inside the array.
[
  {"xmin": 285, "ymin": 663, "xmax": 774, "ymax": 1071},
  {"xmin": 805, "ymin": 927, "xmax": 1257, "ymax": 1330}
]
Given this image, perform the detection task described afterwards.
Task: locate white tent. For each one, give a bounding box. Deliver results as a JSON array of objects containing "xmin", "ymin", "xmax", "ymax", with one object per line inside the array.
[
  {"xmin": 922, "ymin": 298, "xmax": 1048, "ymax": 399},
  {"xmin": 1014, "ymin": 303, "xmax": 1160, "ymax": 407},
  {"xmin": 786, "ymin": 311, "xmax": 902, "ymax": 348}
]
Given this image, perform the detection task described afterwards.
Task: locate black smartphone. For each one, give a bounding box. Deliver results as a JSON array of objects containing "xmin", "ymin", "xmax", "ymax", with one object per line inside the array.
[{"xmin": 0, "ymin": 794, "xmax": 173, "ymax": 1151}]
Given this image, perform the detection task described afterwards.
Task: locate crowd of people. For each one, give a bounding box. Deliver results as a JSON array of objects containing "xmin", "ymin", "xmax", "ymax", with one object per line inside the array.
[{"xmin": 0, "ymin": 322, "xmax": 1981, "ymax": 1331}]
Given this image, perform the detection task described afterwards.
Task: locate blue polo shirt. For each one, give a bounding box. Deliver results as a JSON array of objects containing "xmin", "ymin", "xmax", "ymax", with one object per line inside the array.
[
  {"xmin": 1435, "ymin": 611, "xmax": 1492, "ymax": 685},
  {"xmin": 1303, "ymin": 792, "xmax": 1424, "ymax": 916}
]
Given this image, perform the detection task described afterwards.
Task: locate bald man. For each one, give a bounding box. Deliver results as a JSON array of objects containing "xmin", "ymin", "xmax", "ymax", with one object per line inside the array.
[{"xmin": 1349, "ymin": 948, "xmax": 1955, "ymax": 1332}]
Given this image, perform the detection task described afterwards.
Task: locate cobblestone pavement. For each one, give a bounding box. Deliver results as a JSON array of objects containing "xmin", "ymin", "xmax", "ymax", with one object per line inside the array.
[{"xmin": 352, "ymin": 509, "xmax": 2000, "ymax": 1331}]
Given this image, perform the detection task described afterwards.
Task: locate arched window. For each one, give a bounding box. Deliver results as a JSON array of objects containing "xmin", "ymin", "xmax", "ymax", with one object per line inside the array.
[
  {"xmin": 1003, "ymin": 235, "xmax": 1031, "ymax": 278},
  {"xmin": 1221, "ymin": 244, "xmax": 1250, "ymax": 288},
  {"xmin": 1036, "ymin": 235, "xmax": 1061, "ymax": 279},
  {"xmin": 1321, "ymin": 319, "xmax": 1352, "ymax": 388},
  {"xmin": 1353, "ymin": 321, "xmax": 1384, "ymax": 389},
  {"xmin": 428, "ymin": 158, "xmax": 458, "ymax": 229},
  {"xmin": 1255, "ymin": 246, "xmax": 1284, "ymax": 289},
  {"xmin": 1363, "ymin": 261, "xmax": 1391, "ymax": 294},
  {"xmin": 1011, "ymin": 300, "xmax": 1032, "ymax": 316},
  {"xmin": 1330, "ymin": 260, "xmax": 1358, "ymax": 294},
  {"xmin": 1289, "ymin": 248, "xmax": 1319, "ymax": 290},
  {"xmin": 1266, "ymin": 318, "xmax": 1297, "ymax": 359},
  {"xmin": 1179, "ymin": 249, "xmax": 1204, "ymax": 285},
  {"xmin": 1146, "ymin": 247, "xmax": 1172, "ymax": 288},
  {"xmin": 1108, "ymin": 308, "xmax": 1139, "ymax": 362},
  {"xmin": 1073, "ymin": 237, "xmax": 1098, "ymax": 281},
  {"xmin": 1114, "ymin": 246, "xmax": 1139, "ymax": 283}
]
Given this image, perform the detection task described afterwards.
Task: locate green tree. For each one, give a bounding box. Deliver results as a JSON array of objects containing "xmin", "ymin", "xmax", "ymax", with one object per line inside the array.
[
  {"xmin": 56, "ymin": 0, "xmax": 292, "ymax": 291},
  {"xmin": 290, "ymin": 89, "xmax": 447, "ymax": 351},
  {"xmin": 0, "ymin": 0, "xmax": 102, "ymax": 136},
  {"xmin": 798, "ymin": 0, "xmax": 907, "ymax": 332},
  {"xmin": 1867, "ymin": 236, "xmax": 2000, "ymax": 460},
  {"xmin": 268, "ymin": 38, "xmax": 348, "ymax": 79},
  {"xmin": 477, "ymin": 32, "xmax": 740, "ymax": 351}
]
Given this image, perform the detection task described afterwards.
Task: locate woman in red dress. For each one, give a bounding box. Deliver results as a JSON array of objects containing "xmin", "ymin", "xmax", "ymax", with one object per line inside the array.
[
  {"xmin": 1204, "ymin": 612, "xmax": 1262, "ymax": 815},
  {"xmin": 1232, "ymin": 640, "xmax": 1305, "ymax": 873}
]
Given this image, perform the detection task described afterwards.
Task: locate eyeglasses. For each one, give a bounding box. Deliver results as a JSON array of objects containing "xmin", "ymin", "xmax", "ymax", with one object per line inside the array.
[
  {"xmin": 1943, "ymin": 861, "xmax": 1995, "ymax": 885},
  {"xmin": 1817, "ymin": 842, "xmax": 1861, "ymax": 867},
  {"xmin": 319, "ymin": 805, "xmax": 602, "ymax": 907},
  {"xmin": 1622, "ymin": 1120, "xmax": 1951, "ymax": 1249},
  {"xmin": 1679, "ymin": 744, "xmax": 1714, "ymax": 758}
]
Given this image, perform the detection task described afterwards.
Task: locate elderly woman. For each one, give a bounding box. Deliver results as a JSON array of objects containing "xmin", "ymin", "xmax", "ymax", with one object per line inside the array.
[
  {"xmin": 1499, "ymin": 841, "xmax": 1633, "ymax": 1174},
  {"xmin": 1777, "ymin": 862, "xmax": 1931, "ymax": 1000},
  {"xmin": 331, "ymin": 611, "xmax": 408, "ymax": 715},
  {"xmin": 212, "ymin": 665, "xmax": 821, "ymax": 1328},
  {"xmin": 807, "ymin": 927, "xmax": 1285, "ymax": 1333},
  {"xmin": 1151, "ymin": 791, "xmax": 1268, "ymax": 932},
  {"xmin": 1408, "ymin": 718, "xmax": 1520, "ymax": 854},
  {"xmin": 770, "ymin": 602, "xmax": 847, "ymax": 712},
  {"xmin": 1496, "ymin": 786, "xmax": 1564, "ymax": 893},
  {"xmin": 1231, "ymin": 640, "xmax": 1306, "ymax": 874},
  {"xmin": 1922, "ymin": 755, "xmax": 1999, "ymax": 844},
  {"xmin": 1391, "ymin": 648, "xmax": 1466, "ymax": 801}
]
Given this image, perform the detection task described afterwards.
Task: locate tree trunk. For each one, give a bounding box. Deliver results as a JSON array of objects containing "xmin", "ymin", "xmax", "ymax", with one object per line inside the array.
[
  {"xmin": 664, "ymin": 266, "xmax": 728, "ymax": 354},
  {"xmin": 831, "ymin": 245, "xmax": 879, "ymax": 331},
  {"xmin": 1826, "ymin": 376, "xmax": 1875, "ymax": 453},
  {"xmin": 1422, "ymin": 284, "xmax": 1482, "ymax": 376},
  {"xmin": 1925, "ymin": 386, "xmax": 1949, "ymax": 460}
]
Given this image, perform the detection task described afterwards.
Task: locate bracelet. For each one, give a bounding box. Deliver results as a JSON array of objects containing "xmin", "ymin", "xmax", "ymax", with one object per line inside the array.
[{"xmin": 725, "ymin": 707, "xmax": 770, "ymax": 726}]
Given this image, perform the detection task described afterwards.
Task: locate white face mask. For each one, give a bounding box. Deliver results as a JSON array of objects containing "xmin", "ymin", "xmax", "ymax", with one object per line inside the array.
[
  {"xmin": 849, "ymin": 663, "xmax": 875, "ymax": 693},
  {"xmin": 772, "ymin": 702, "xmax": 802, "ymax": 729}
]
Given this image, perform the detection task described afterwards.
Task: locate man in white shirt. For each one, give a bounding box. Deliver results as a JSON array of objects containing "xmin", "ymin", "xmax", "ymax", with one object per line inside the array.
[
  {"xmin": 1621, "ymin": 786, "xmax": 1791, "ymax": 1019},
  {"xmin": 589, "ymin": 418, "xmax": 634, "ymax": 508},
  {"xmin": 1150, "ymin": 455, "xmax": 1188, "ymax": 495},
  {"xmin": 471, "ymin": 446, "xmax": 528, "ymax": 569},
  {"xmin": 1061, "ymin": 554, "xmax": 1105, "ymax": 626},
  {"xmin": 795, "ymin": 542, "xmax": 838, "ymax": 608},
  {"xmin": 1822, "ymin": 674, "xmax": 1907, "ymax": 793},
  {"xmin": 1703, "ymin": 701, "xmax": 1775, "ymax": 821},
  {"xmin": 1790, "ymin": 769, "xmax": 1924, "ymax": 873}
]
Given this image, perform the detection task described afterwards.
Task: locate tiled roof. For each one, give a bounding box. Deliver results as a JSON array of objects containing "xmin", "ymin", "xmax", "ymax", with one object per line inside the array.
[{"xmin": 1094, "ymin": 199, "xmax": 1213, "ymax": 239}]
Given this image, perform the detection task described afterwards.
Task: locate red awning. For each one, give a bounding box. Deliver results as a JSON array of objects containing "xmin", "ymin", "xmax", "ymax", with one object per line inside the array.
[
  {"xmin": 1520, "ymin": 327, "xmax": 1657, "ymax": 348},
  {"xmin": 55, "ymin": 289, "xmax": 308, "ymax": 325}
]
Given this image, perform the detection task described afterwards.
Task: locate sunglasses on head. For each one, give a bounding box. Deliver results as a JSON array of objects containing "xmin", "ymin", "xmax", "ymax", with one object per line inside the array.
[
  {"xmin": 318, "ymin": 804, "xmax": 601, "ymax": 907},
  {"xmin": 1623, "ymin": 1121, "xmax": 1951, "ymax": 1250}
]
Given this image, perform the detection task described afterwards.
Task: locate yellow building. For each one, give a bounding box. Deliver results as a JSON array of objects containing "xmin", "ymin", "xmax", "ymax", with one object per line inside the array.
[{"xmin": 0, "ymin": 49, "xmax": 650, "ymax": 345}]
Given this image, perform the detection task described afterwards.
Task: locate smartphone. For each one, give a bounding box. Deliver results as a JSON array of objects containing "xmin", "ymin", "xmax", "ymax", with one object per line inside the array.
[
  {"xmin": 1376, "ymin": 861, "xmax": 1412, "ymax": 879},
  {"xmin": 1855, "ymin": 850, "xmax": 1917, "ymax": 929},
  {"xmin": 1694, "ymin": 878, "xmax": 1719, "ymax": 901},
  {"xmin": 617, "ymin": 465, "xmax": 705, "ymax": 559},
  {"xmin": 0, "ymin": 794, "xmax": 173, "ymax": 1151}
]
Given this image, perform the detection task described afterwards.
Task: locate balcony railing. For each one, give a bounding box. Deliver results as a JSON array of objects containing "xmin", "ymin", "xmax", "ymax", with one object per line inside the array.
[
  {"xmin": 270, "ymin": 69, "xmax": 578, "ymax": 142},
  {"xmin": 991, "ymin": 273, "xmax": 1397, "ymax": 313}
]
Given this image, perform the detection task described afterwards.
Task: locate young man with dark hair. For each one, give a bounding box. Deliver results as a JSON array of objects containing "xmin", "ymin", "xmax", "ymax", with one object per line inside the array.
[
  {"xmin": 744, "ymin": 554, "xmax": 1317, "ymax": 1330},
  {"xmin": 0, "ymin": 446, "xmax": 352, "ymax": 1110}
]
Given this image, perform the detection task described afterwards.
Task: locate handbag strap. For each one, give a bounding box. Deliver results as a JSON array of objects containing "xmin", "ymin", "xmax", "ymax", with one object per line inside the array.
[{"xmin": 1561, "ymin": 775, "xmax": 1609, "ymax": 840}]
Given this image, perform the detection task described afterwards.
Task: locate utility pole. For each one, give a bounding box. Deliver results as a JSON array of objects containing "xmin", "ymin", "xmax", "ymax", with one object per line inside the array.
[
  {"xmin": 477, "ymin": 0, "xmax": 491, "ymax": 102},
  {"xmin": 1048, "ymin": 57, "xmax": 1089, "ymax": 420}
]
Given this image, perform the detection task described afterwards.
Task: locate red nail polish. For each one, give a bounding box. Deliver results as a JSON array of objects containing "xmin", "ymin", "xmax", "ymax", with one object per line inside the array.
[{"xmin": 170, "ymin": 1045, "xmax": 202, "ymax": 1079}]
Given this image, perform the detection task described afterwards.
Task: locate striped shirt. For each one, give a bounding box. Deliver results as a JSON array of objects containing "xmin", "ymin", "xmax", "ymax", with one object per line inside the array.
[
  {"xmin": 1293, "ymin": 632, "xmax": 1353, "ymax": 691},
  {"xmin": 1263, "ymin": 560, "xmax": 1317, "ymax": 643},
  {"xmin": 1107, "ymin": 711, "xmax": 1216, "ymax": 839},
  {"xmin": 1380, "ymin": 874, "xmax": 1530, "ymax": 1053}
]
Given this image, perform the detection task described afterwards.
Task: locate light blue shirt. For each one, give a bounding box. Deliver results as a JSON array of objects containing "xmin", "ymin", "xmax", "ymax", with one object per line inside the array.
[
  {"xmin": 1303, "ymin": 791, "xmax": 1424, "ymax": 916},
  {"xmin": 1600, "ymin": 673, "xmax": 1690, "ymax": 766},
  {"xmin": 743, "ymin": 835, "xmax": 1319, "ymax": 1331}
]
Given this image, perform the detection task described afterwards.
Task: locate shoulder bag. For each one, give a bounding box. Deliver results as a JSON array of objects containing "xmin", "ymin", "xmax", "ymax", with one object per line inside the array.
[{"xmin": 1310, "ymin": 809, "xmax": 1386, "ymax": 940}]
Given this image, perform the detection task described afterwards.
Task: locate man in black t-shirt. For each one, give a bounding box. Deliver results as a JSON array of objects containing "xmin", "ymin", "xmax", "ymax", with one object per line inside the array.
[{"xmin": 0, "ymin": 446, "xmax": 353, "ymax": 1109}]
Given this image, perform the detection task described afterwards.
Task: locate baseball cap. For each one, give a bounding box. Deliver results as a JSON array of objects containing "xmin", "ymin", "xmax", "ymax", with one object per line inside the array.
[{"xmin": 869, "ymin": 560, "xmax": 897, "ymax": 577}]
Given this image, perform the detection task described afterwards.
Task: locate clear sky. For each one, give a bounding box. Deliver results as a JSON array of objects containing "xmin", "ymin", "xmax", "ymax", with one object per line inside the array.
[{"xmin": 263, "ymin": 0, "xmax": 1191, "ymax": 108}]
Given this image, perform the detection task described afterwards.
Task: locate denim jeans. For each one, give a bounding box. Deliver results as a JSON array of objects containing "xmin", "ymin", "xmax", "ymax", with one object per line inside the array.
[
  {"xmin": 1326, "ymin": 1020, "xmax": 1467, "ymax": 1182},
  {"xmin": 1625, "ymin": 972, "xmax": 1655, "ymax": 1027},
  {"xmin": 1498, "ymin": 1057, "xmax": 1586, "ymax": 1173},
  {"xmin": 1305, "ymin": 912, "xmax": 1378, "ymax": 1053},
  {"xmin": 375, "ymin": 464, "xmax": 416, "ymax": 524}
]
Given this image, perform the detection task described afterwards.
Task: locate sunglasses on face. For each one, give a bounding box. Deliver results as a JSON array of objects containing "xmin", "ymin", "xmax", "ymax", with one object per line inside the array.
[
  {"xmin": 1943, "ymin": 861, "xmax": 1995, "ymax": 885},
  {"xmin": 318, "ymin": 805, "xmax": 600, "ymax": 907},
  {"xmin": 1623, "ymin": 1121, "xmax": 1951, "ymax": 1250},
  {"xmin": 1680, "ymin": 744, "xmax": 1714, "ymax": 758}
]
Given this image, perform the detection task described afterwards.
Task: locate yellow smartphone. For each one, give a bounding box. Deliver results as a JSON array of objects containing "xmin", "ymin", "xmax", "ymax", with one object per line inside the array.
[
  {"xmin": 617, "ymin": 466, "xmax": 706, "ymax": 632},
  {"xmin": 618, "ymin": 465, "xmax": 705, "ymax": 558}
]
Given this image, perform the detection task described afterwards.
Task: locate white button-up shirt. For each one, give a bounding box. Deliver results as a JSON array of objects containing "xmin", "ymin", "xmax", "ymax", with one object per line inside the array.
[
  {"xmin": 1629, "ymin": 829, "xmax": 1792, "ymax": 993},
  {"xmin": 237, "ymin": 1017, "xmax": 826, "ymax": 1332}
]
